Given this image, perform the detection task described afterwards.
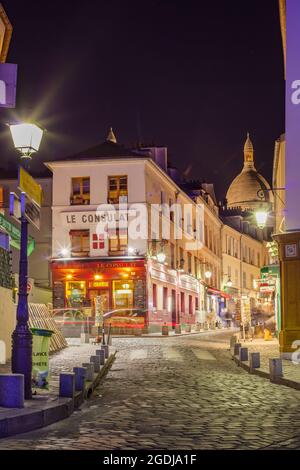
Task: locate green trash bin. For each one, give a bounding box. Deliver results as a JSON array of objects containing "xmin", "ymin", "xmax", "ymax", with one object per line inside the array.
[{"xmin": 31, "ymin": 328, "xmax": 54, "ymax": 390}]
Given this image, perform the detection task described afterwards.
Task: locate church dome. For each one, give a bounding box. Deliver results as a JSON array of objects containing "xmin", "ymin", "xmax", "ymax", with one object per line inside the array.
[{"xmin": 226, "ymin": 133, "xmax": 273, "ymax": 210}]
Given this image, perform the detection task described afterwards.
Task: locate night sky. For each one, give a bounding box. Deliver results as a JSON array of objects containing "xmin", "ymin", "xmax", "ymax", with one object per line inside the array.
[{"xmin": 1, "ymin": 0, "xmax": 284, "ymax": 201}]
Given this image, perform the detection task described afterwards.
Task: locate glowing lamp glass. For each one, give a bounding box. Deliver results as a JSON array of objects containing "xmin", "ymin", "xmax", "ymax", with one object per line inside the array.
[
  {"xmin": 255, "ymin": 211, "xmax": 268, "ymax": 229},
  {"xmin": 10, "ymin": 123, "xmax": 43, "ymax": 156},
  {"xmin": 205, "ymin": 270, "xmax": 212, "ymax": 279},
  {"xmin": 226, "ymin": 278, "xmax": 233, "ymax": 287},
  {"xmin": 157, "ymin": 252, "xmax": 166, "ymax": 263},
  {"xmin": 94, "ymin": 274, "xmax": 102, "ymax": 280},
  {"xmin": 60, "ymin": 247, "xmax": 70, "ymax": 258}
]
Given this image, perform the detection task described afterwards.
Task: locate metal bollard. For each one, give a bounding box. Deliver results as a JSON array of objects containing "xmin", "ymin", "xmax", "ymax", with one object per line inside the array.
[
  {"xmin": 90, "ymin": 355, "xmax": 101, "ymax": 372},
  {"xmin": 233, "ymin": 342, "xmax": 241, "ymax": 356},
  {"xmin": 59, "ymin": 373, "xmax": 75, "ymax": 398},
  {"xmin": 269, "ymin": 358, "xmax": 283, "ymax": 381},
  {"xmin": 239, "ymin": 347, "xmax": 248, "ymax": 362},
  {"xmin": 249, "ymin": 352, "xmax": 260, "ymax": 370},
  {"xmin": 0, "ymin": 374, "xmax": 24, "ymax": 408},
  {"xmin": 96, "ymin": 349, "xmax": 105, "ymax": 365},
  {"xmin": 230, "ymin": 335, "xmax": 237, "ymax": 349},
  {"xmin": 73, "ymin": 367, "xmax": 87, "ymax": 392},
  {"xmin": 101, "ymin": 344, "xmax": 109, "ymax": 359},
  {"xmin": 82, "ymin": 363, "xmax": 94, "ymax": 381}
]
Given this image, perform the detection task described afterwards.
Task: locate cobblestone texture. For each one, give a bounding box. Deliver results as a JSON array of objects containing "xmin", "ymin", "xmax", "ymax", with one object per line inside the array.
[{"xmin": 1, "ymin": 331, "xmax": 300, "ymax": 450}]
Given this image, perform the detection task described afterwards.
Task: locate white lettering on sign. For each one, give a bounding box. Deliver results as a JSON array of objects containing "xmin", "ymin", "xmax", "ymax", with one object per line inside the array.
[
  {"xmin": 291, "ymin": 80, "xmax": 300, "ymax": 104},
  {"xmin": 0, "ymin": 80, "xmax": 6, "ymax": 105}
]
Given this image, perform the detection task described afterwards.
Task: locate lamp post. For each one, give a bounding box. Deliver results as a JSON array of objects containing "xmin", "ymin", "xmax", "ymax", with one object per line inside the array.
[{"xmin": 9, "ymin": 122, "xmax": 43, "ymax": 399}]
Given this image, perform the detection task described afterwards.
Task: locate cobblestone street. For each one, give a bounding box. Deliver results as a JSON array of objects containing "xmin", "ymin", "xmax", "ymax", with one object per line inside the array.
[{"xmin": 1, "ymin": 330, "xmax": 300, "ymax": 450}]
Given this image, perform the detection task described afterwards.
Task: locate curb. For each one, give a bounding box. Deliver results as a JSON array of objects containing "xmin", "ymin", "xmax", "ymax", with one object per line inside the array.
[
  {"xmin": 231, "ymin": 352, "xmax": 300, "ymax": 390},
  {"xmin": 0, "ymin": 351, "xmax": 117, "ymax": 439},
  {"xmin": 113, "ymin": 329, "xmax": 235, "ymax": 339}
]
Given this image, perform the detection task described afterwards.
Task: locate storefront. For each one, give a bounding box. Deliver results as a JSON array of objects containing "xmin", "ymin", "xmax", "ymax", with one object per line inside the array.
[
  {"xmin": 206, "ymin": 287, "xmax": 231, "ymax": 326},
  {"xmin": 51, "ymin": 258, "xmax": 147, "ymax": 330},
  {"xmin": 147, "ymin": 259, "xmax": 199, "ymax": 331}
]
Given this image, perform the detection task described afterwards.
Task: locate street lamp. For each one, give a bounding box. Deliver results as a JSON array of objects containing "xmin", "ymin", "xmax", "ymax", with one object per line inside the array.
[
  {"xmin": 205, "ymin": 270, "xmax": 212, "ymax": 279},
  {"xmin": 255, "ymin": 210, "xmax": 268, "ymax": 229},
  {"xmin": 9, "ymin": 122, "xmax": 44, "ymax": 399},
  {"xmin": 226, "ymin": 277, "xmax": 233, "ymax": 288},
  {"xmin": 10, "ymin": 123, "xmax": 43, "ymax": 159}
]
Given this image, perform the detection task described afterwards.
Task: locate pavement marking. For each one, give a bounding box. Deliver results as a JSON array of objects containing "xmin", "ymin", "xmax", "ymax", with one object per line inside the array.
[
  {"xmin": 192, "ymin": 349, "xmax": 216, "ymax": 361},
  {"xmin": 129, "ymin": 349, "xmax": 148, "ymax": 360},
  {"xmin": 163, "ymin": 347, "xmax": 184, "ymax": 362}
]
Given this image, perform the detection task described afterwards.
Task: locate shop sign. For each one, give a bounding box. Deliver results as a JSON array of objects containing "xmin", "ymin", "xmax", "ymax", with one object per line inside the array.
[
  {"xmin": 89, "ymin": 281, "xmax": 109, "ymax": 288},
  {"xmin": 61, "ymin": 210, "xmax": 128, "ymax": 226}
]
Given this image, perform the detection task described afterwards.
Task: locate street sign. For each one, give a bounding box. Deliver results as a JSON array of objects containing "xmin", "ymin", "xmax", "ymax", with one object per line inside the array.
[
  {"xmin": 9, "ymin": 192, "xmax": 21, "ymax": 220},
  {"xmin": 0, "ymin": 211, "xmax": 35, "ymax": 255},
  {"xmin": 18, "ymin": 166, "xmax": 43, "ymax": 207},
  {"xmin": 0, "ymin": 62, "xmax": 17, "ymax": 108},
  {"xmin": 21, "ymin": 192, "xmax": 41, "ymax": 231}
]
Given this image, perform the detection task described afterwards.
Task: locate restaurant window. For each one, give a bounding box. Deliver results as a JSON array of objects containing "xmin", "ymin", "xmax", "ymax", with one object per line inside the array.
[
  {"xmin": 66, "ymin": 281, "xmax": 86, "ymax": 307},
  {"xmin": 153, "ymin": 284, "xmax": 157, "ymax": 309},
  {"xmin": 71, "ymin": 177, "xmax": 90, "ymax": 205},
  {"xmin": 108, "ymin": 176, "xmax": 128, "ymax": 204},
  {"xmin": 163, "ymin": 287, "xmax": 168, "ymax": 310},
  {"xmin": 109, "ymin": 228, "xmax": 128, "ymax": 254},
  {"xmin": 70, "ymin": 230, "xmax": 90, "ymax": 256},
  {"xmin": 113, "ymin": 280, "xmax": 133, "ymax": 309},
  {"xmin": 180, "ymin": 292, "xmax": 185, "ymax": 313}
]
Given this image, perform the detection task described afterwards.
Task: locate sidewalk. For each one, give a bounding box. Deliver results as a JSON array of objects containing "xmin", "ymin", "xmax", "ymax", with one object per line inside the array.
[
  {"xmin": 0, "ymin": 342, "xmax": 116, "ymax": 438},
  {"xmin": 233, "ymin": 337, "xmax": 300, "ymax": 389},
  {"xmin": 114, "ymin": 326, "xmax": 237, "ymax": 338}
]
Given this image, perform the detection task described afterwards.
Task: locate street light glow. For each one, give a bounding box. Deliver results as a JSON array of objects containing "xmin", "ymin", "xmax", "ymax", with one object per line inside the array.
[
  {"xmin": 205, "ymin": 270, "xmax": 212, "ymax": 279},
  {"xmin": 60, "ymin": 247, "xmax": 70, "ymax": 257},
  {"xmin": 157, "ymin": 252, "xmax": 166, "ymax": 263},
  {"xmin": 255, "ymin": 210, "xmax": 268, "ymax": 229},
  {"xmin": 9, "ymin": 123, "xmax": 43, "ymax": 157}
]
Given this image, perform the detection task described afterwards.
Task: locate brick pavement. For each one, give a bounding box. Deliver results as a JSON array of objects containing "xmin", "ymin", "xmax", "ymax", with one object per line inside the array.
[{"xmin": 1, "ymin": 331, "xmax": 300, "ymax": 449}]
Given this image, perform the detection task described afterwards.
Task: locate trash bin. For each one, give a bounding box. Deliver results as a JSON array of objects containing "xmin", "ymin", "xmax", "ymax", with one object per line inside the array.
[{"xmin": 31, "ymin": 328, "xmax": 54, "ymax": 390}]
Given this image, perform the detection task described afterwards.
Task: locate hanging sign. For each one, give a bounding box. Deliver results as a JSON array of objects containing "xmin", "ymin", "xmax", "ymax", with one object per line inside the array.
[
  {"xmin": 21, "ymin": 192, "xmax": 41, "ymax": 230},
  {"xmin": 18, "ymin": 166, "xmax": 43, "ymax": 207},
  {"xmin": 0, "ymin": 63, "xmax": 17, "ymax": 108}
]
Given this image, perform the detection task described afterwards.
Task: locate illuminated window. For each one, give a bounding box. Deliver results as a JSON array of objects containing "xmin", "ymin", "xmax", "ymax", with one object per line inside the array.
[
  {"xmin": 71, "ymin": 177, "xmax": 90, "ymax": 205},
  {"xmin": 108, "ymin": 176, "xmax": 128, "ymax": 203},
  {"xmin": 109, "ymin": 228, "xmax": 128, "ymax": 253},
  {"xmin": 70, "ymin": 230, "xmax": 90, "ymax": 256}
]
